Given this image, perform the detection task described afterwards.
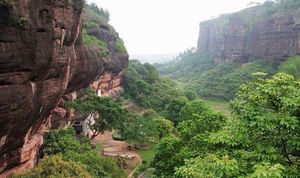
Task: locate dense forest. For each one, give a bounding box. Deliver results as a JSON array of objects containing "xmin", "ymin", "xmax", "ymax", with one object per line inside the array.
[
  {"xmin": 17, "ymin": 57, "xmax": 300, "ymax": 177},
  {"xmin": 123, "ymin": 55, "xmax": 300, "ymax": 177},
  {"xmin": 156, "ymin": 49, "xmax": 300, "ymax": 100},
  {"xmin": 6, "ymin": 0, "xmax": 300, "ymax": 178}
]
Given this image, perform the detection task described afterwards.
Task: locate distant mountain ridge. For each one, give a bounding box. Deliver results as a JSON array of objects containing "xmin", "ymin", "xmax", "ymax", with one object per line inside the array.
[
  {"xmin": 197, "ymin": 0, "xmax": 300, "ymax": 63},
  {"xmin": 156, "ymin": 1, "xmax": 300, "ymax": 100},
  {"xmin": 130, "ymin": 54, "xmax": 175, "ymax": 64}
]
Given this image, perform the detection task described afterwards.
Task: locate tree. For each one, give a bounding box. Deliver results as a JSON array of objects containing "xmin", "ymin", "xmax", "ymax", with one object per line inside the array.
[
  {"xmin": 279, "ymin": 55, "xmax": 300, "ymax": 79},
  {"xmin": 87, "ymin": 3, "xmax": 110, "ymax": 22},
  {"xmin": 143, "ymin": 63, "xmax": 159, "ymax": 83},
  {"xmin": 14, "ymin": 155, "xmax": 92, "ymax": 178},
  {"xmin": 123, "ymin": 114, "xmax": 158, "ymax": 148},
  {"xmin": 143, "ymin": 110, "xmax": 174, "ymax": 139},
  {"xmin": 152, "ymin": 101, "xmax": 226, "ymax": 177},
  {"xmin": 184, "ymin": 89, "xmax": 197, "ymax": 100},
  {"xmin": 151, "ymin": 137, "xmax": 182, "ymax": 178},
  {"xmin": 164, "ymin": 97, "xmax": 189, "ymax": 125},
  {"xmin": 153, "ymin": 116, "xmax": 174, "ymax": 139},
  {"xmin": 175, "ymin": 154, "xmax": 240, "ymax": 178},
  {"xmin": 231, "ymin": 73, "xmax": 300, "ymax": 164},
  {"xmin": 152, "ymin": 72, "xmax": 300, "ymax": 177},
  {"xmin": 208, "ymin": 72, "xmax": 300, "ymax": 177},
  {"xmin": 179, "ymin": 99, "xmax": 211, "ymax": 121},
  {"xmin": 123, "ymin": 60, "xmax": 183, "ymax": 111},
  {"xmin": 43, "ymin": 128, "xmax": 91, "ymax": 156},
  {"xmin": 67, "ymin": 90, "xmax": 128, "ymax": 139},
  {"xmin": 42, "ymin": 128, "xmax": 126, "ymax": 178}
]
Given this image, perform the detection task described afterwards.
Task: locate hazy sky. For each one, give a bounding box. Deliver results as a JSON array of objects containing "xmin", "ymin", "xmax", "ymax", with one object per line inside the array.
[{"xmin": 87, "ymin": 0, "xmax": 266, "ymax": 56}]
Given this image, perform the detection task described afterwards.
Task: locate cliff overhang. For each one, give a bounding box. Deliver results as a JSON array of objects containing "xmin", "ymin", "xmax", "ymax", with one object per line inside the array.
[{"xmin": 0, "ymin": 1, "xmax": 128, "ymax": 177}]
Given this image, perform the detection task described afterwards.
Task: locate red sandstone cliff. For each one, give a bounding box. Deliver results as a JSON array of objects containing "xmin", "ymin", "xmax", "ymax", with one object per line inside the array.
[
  {"xmin": 197, "ymin": 2, "xmax": 300, "ymax": 63},
  {"xmin": 0, "ymin": 0, "xmax": 128, "ymax": 177}
]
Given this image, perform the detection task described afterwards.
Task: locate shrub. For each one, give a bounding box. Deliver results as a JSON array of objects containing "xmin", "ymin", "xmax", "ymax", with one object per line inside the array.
[
  {"xmin": 86, "ymin": 3, "xmax": 110, "ymax": 22},
  {"xmin": 84, "ymin": 22, "xmax": 99, "ymax": 31},
  {"xmin": 13, "ymin": 155, "xmax": 92, "ymax": 178},
  {"xmin": 82, "ymin": 28, "xmax": 109, "ymax": 57},
  {"xmin": 43, "ymin": 128, "xmax": 91, "ymax": 156},
  {"xmin": 42, "ymin": 128, "xmax": 126, "ymax": 178},
  {"xmin": 63, "ymin": 151, "xmax": 126, "ymax": 178},
  {"xmin": 279, "ymin": 55, "xmax": 300, "ymax": 79},
  {"xmin": 115, "ymin": 39, "xmax": 127, "ymax": 53}
]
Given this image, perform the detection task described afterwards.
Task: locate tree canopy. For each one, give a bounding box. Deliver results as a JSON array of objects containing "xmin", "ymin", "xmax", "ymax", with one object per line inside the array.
[
  {"xmin": 67, "ymin": 90, "xmax": 128, "ymax": 139},
  {"xmin": 151, "ymin": 73, "xmax": 300, "ymax": 177}
]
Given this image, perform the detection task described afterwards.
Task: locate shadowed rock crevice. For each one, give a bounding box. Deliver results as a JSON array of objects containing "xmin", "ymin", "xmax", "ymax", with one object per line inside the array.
[{"xmin": 0, "ymin": 0, "xmax": 128, "ymax": 177}]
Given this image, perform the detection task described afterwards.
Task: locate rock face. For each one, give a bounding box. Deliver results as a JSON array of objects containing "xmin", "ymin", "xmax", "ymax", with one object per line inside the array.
[
  {"xmin": 49, "ymin": 71, "xmax": 125, "ymax": 130},
  {"xmin": 197, "ymin": 4, "xmax": 300, "ymax": 63},
  {"xmin": 0, "ymin": 0, "xmax": 128, "ymax": 177}
]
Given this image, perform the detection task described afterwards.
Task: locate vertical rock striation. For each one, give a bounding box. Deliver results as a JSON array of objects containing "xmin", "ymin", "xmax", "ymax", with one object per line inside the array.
[
  {"xmin": 197, "ymin": 4, "xmax": 300, "ymax": 63},
  {"xmin": 0, "ymin": 0, "xmax": 128, "ymax": 177}
]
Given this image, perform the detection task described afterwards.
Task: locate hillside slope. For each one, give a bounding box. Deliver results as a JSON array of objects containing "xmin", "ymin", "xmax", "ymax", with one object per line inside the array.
[{"xmin": 157, "ymin": 0, "xmax": 300, "ymax": 100}]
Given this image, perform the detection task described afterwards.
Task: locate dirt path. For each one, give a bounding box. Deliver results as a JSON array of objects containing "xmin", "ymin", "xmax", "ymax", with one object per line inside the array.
[{"xmin": 93, "ymin": 132, "xmax": 142, "ymax": 178}]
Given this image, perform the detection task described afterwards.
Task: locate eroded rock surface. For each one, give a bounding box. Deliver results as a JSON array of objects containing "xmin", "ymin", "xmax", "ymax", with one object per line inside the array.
[
  {"xmin": 197, "ymin": 4, "xmax": 300, "ymax": 63},
  {"xmin": 0, "ymin": 0, "xmax": 128, "ymax": 177}
]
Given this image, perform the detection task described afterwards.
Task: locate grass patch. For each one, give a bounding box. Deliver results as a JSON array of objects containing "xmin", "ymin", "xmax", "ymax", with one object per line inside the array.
[
  {"xmin": 136, "ymin": 144, "xmax": 156, "ymax": 163},
  {"xmin": 202, "ymin": 98, "xmax": 231, "ymax": 116},
  {"xmin": 95, "ymin": 143, "xmax": 102, "ymax": 152},
  {"xmin": 279, "ymin": 55, "xmax": 300, "ymax": 79},
  {"xmin": 115, "ymin": 39, "xmax": 127, "ymax": 53},
  {"xmin": 82, "ymin": 29, "xmax": 108, "ymax": 50}
]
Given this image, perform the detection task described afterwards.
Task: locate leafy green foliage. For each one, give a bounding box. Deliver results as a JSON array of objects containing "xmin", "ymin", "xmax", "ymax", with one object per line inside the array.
[
  {"xmin": 63, "ymin": 151, "xmax": 125, "ymax": 178},
  {"xmin": 205, "ymin": 73, "xmax": 300, "ymax": 177},
  {"xmin": 86, "ymin": 3, "xmax": 110, "ymax": 22},
  {"xmin": 136, "ymin": 146, "xmax": 156, "ymax": 164},
  {"xmin": 83, "ymin": 3, "xmax": 109, "ymax": 24},
  {"xmin": 115, "ymin": 39, "xmax": 127, "ymax": 53},
  {"xmin": 67, "ymin": 90, "xmax": 128, "ymax": 139},
  {"xmin": 229, "ymin": 73, "xmax": 300, "ymax": 166},
  {"xmin": 183, "ymin": 89, "xmax": 197, "ymax": 100},
  {"xmin": 175, "ymin": 154, "xmax": 240, "ymax": 178},
  {"xmin": 43, "ymin": 128, "xmax": 91, "ymax": 156},
  {"xmin": 179, "ymin": 100, "xmax": 211, "ymax": 120},
  {"xmin": 164, "ymin": 97, "xmax": 189, "ymax": 125},
  {"xmin": 194, "ymin": 60, "xmax": 276, "ymax": 99},
  {"xmin": 153, "ymin": 116, "xmax": 174, "ymax": 139},
  {"xmin": 67, "ymin": 90, "xmax": 162, "ymax": 148},
  {"xmin": 279, "ymin": 55, "xmax": 300, "ymax": 79},
  {"xmin": 81, "ymin": 3, "xmax": 115, "ymax": 57},
  {"xmin": 123, "ymin": 60, "xmax": 182, "ymax": 111},
  {"xmin": 151, "ymin": 73, "xmax": 300, "ymax": 177},
  {"xmin": 155, "ymin": 48, "xmax": 214, "ymax": 80},
  {"xmin": 82, "ymin": 29, "xmax": 109, "ymax": 56},
  {"xmin": 248, "ymin": 162, "xmax": 285, "ymax": 178},
  {"xmin": 14, "ymin": 155, "xmax": 93, "ymax": 178},
  {"xmin": 123, "ymin": 114, "xmax": 158, "ymax": 147},
  {"xmin": 141, "ymin": 168, "xmax": 157, "ymax": 178},
  {"xmin": 203, "ymin": 99, "xmax": 231, "ymax": 116},
  {"xmin": 151, "ymin": 100, "xmax": 227, "ymax": 177},
  {"xmin": 157, "ymin": 50, "xmax": 277, "ymax": 100},
  {"xmin": 41, "ymin": 128, "xmax": 126, "ymax": 178},
  {"xmin": 151, "ymin": 136, "xmax": 182, "ymax": 178},
  {"xmin": 133, "ymin": 161, "xmax": 150, "ymax": 178},
  {"xmin": 143, "ymin": 110, "xmax": 174, "ymax": 139}
]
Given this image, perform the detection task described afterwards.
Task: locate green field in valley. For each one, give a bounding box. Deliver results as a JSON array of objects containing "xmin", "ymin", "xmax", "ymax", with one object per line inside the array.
[{"xmin": 202, "ymin": 98, "xmax": 231, "ymax": 116}]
